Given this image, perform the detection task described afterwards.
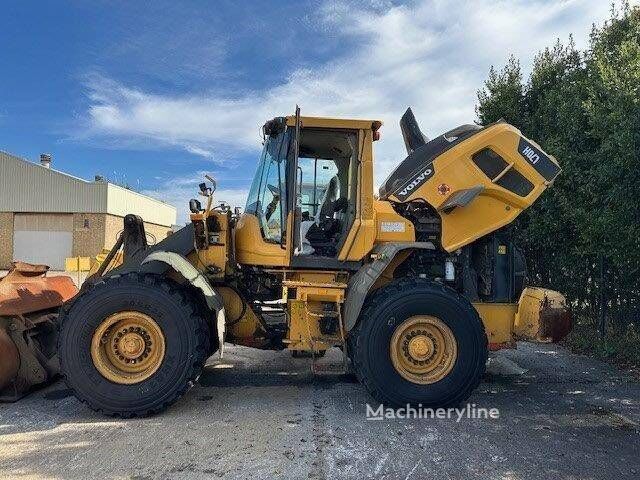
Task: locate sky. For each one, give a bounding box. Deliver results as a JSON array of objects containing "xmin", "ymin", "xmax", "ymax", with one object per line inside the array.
[{"xmin": 0, "ymin": 0, "xmax": 624, "ymax": 223}]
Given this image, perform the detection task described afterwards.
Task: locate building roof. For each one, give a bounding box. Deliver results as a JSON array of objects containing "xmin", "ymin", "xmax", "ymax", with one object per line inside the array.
[{"xmin": 0, "ymin": 150, "xmax": 177, "ymax": 227}]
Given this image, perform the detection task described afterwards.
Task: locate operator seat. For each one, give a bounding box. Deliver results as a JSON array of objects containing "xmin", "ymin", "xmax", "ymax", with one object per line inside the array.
[
  {"xmin": 305, "ymin": 175, "xmax": 348, "ymax": 256},
  {"xmin": 317, "ymin": 175, "xmax": 339, "ymax": 223}
]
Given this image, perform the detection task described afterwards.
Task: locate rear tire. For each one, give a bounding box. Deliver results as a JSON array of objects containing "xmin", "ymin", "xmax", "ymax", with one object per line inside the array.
[
  {"xmin": 58, "ymin": 273, "xmax": 210, "ymax": 417},
  {"xmin": 349, "ymin": 278, "xmax": 487, "ymax": 407}
]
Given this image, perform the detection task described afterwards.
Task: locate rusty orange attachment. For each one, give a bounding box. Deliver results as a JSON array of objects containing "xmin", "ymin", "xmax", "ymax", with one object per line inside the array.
[
  {"xmin": 1, "ymin": 262, "xmax": 78, "ymax": 400},
  {"xmin": 0, "ymin": 262, "xmax": 78, "ymax": 316}
]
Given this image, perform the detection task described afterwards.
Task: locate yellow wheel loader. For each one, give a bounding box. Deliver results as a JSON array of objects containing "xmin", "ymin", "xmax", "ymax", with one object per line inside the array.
[{"xmin": 57, "ymin": 107, "xmax": 571, "ymax": 416}]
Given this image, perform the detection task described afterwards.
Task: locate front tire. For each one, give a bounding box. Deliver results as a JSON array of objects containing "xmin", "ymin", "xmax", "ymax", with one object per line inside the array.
[
  {"xmin": 58, "ymin": 273, "xmax": 210, "ymax": 417},
  {"xmin": 350, "ymin": 278, "xmax": 487, "ymax": 407}
]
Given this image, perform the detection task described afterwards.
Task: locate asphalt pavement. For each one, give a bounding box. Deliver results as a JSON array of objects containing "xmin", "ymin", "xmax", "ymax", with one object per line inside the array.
[{"xmin": 0, "ymin": 342, "xmax": 639, "ymax": 479}]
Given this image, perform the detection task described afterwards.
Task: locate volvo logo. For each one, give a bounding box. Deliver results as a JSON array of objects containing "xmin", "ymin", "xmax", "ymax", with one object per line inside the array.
[{"xmin": 396, "ymin": 167, "xmax": 434, "ymax": 200}]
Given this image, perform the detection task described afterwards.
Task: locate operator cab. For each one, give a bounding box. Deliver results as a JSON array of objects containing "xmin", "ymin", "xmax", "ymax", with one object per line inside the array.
[{"xmin": 240, "ymin": 111, "xmax": 365, "ymax": 266}]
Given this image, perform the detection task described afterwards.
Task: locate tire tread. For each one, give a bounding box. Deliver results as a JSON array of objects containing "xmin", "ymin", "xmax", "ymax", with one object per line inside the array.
[
  {"xmin": 349, "ymin": 277, "xmax": 488, "ymax": 407},
  {"xmin": 58, "ymin": 273, "xmax": 210, "ymax": 417}
]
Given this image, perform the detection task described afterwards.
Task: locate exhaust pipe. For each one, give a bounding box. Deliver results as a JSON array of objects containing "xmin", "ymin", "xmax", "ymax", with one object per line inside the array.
[{"xmin": 399, "ymin": 107, "xmax": 429, "ymax": 154}]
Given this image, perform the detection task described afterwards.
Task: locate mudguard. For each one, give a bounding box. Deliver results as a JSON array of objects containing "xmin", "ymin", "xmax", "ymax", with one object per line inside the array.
[
  {"xmin": 343, "ymin": 242, "xmax": 435, "ymax": 331},
  {"xmin": 141, "ymin": 251, "xmax": 227, "ymax": 357}
]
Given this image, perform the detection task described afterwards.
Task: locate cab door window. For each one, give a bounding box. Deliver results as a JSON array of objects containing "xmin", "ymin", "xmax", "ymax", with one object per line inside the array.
[
  {"xmin": 259, "ymin": 158, "xmax": 287, "ymax": 242},
  {"xmin": 295, "ymin": 128, "xmax": 358, "ymax": 257},
  {"xmin": 297, "ymin": 158, "xmax": 339, "ymax": 221},
  {"xmin": 246, "ymin": 129, "xmax": 290, "ymax": 243}
]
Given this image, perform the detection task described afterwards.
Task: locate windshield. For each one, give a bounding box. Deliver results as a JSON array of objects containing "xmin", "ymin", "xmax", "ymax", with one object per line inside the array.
[{"xmin": 245, "ymin": 129, "xmax": 290, "ymax": 242}]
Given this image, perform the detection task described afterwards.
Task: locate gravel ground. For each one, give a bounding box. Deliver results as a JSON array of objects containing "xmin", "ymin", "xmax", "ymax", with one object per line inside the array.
[{"xmin": 0, "ymin": 342, "xmax": 639, "ymax": 480}]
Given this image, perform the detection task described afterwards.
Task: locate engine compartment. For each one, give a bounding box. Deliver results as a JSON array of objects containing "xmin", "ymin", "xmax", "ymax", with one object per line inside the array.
[{"xmin": 393, "ymin": 200, "xmax": 527, "ymax": 304}]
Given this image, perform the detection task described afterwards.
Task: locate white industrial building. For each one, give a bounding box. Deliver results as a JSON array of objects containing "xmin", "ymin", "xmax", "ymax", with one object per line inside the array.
[{"xmin": 0, "ymin": 151, "xmax": 177, "ymax": 269}]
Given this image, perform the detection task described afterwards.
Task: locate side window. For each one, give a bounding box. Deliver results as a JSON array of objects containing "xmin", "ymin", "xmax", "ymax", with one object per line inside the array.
[
  {"xmin": 245, "ymin": 160, "xmax": 265, "ymax": 214},
  {"xmin": 495, "ymin": 169, "xmax": 534, "ymax": 197},
  {"xmin": 259, "ymin": 158, "xmax": 286, "ymax": 242},
  {"xmin": 472, "ymin": 148, "xmax": 508, "ymax": 179},
  {"xmin": 246, "ymin": 129, "xmax": 289, "ymax": 242},
  {"xmin": 293, "ymin": 128, "xmax": 358, "ymax": 257},
  {"xmin": 297, "ymin": 158, "xmax": 339, "ymax": 221}
]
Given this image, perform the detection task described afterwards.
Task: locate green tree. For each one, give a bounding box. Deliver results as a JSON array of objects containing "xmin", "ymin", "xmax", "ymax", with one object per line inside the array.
[
  {"xmin": 583, "ymin": 4, "xmax": 640, "ymax": 300},
  {"xmin": 476, "ymin": 55, "xmax": 525, "ymax": 127},
  {"xmin": 476, "ymin": 3, "xmax": 640, "ymax": 325}
]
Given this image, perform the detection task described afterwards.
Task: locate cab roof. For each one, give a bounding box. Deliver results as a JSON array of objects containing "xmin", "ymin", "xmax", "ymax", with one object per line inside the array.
[{"xmin": 285, "ymin": 115, "xmax": 382, "ymax": 131}]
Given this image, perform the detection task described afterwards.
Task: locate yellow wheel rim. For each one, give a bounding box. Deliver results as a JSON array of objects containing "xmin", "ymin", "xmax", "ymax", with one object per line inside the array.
[
  {"xmin": 390, "ymin": 315, "xmax": 457, "ymax": 384},
  {"xmin": 91, "ymin": 311, "xmax": 166, "ymax": 385}
]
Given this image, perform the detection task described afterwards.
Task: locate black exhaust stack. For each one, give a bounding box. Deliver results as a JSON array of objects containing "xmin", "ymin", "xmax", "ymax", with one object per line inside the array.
[{"xmin": 400, "ymin": 107, "xmax": 429, "ymax": 155}]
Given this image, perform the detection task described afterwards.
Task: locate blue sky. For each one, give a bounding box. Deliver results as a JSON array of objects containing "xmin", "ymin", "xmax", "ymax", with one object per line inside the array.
[{"xmin": 0, "ymin": 0, "xmax": 620, "ymax": 222}]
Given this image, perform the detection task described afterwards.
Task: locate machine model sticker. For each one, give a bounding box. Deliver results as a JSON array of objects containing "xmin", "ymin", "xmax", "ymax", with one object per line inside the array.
[
  {"xmin": 394, "ymin": 166, "xmax": 435, "ymax": 201},
  {"xmin": 380, "ymin": 221, "xmax": 406, "ymax": 233},
  {"xmin": 517, "ymin": 137, "xmax": 561, "ymax": 181}
]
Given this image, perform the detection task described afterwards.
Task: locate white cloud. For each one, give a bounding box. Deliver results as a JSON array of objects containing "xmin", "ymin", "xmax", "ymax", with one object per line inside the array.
[
  {"xmin": 184, "ymin": 144, "xmax": 216, "ymax": 160},
  {"xmin": 142, "ymin": 171, "xmax": 248, "ymax": 224},
  {"xmin": 83, "ymin": 0, "xmax": 616, "ymax": 189}
]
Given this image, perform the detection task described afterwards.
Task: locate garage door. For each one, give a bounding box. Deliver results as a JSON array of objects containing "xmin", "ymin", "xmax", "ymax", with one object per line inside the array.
[{"xmin": 13, "ymin": 214, "xmax": 73, "ymax": 270}]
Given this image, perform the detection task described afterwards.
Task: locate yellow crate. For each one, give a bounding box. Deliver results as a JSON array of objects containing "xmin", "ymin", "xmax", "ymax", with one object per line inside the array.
[{"xmin": 65, "ymin": 256, "xmax": 92, "ymax": 272}]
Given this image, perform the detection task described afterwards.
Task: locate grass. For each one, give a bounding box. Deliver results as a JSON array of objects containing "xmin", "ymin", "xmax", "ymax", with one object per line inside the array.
[{"xmin": 563, "ymin": 317, "xmax": 640, "ymax": 378}]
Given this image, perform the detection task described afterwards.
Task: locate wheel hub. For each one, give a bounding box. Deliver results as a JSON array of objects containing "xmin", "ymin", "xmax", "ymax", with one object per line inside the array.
[
  {"xmin": 407, "ymin": 334, "xmax": 433, "ymax": 360},
  {"xmin": 390, "ymin": 315, "xmax": 458, "ymax": 384},
  {"xmin": 119, "ymin": 331, "xmax": 146, "ymax": 359},
  {"xmin": 91, "ymin": 311, "xmax": 165, "ymax": 385}
]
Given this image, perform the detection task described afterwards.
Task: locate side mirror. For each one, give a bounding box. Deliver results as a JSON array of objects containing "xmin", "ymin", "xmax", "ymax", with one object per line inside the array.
[
  {"xmin": 198, "ymin": 174, "xmax": 216, "ymax": 214},
  {"xmin": 199, "ymin": 175, "xmax": 216, "ymax": 197}
]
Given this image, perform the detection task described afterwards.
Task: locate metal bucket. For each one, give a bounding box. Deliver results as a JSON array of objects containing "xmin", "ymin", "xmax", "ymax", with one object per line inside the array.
[{"xmin": 514, "ymin": 287, "xmax": 572, "ymax": 343}]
